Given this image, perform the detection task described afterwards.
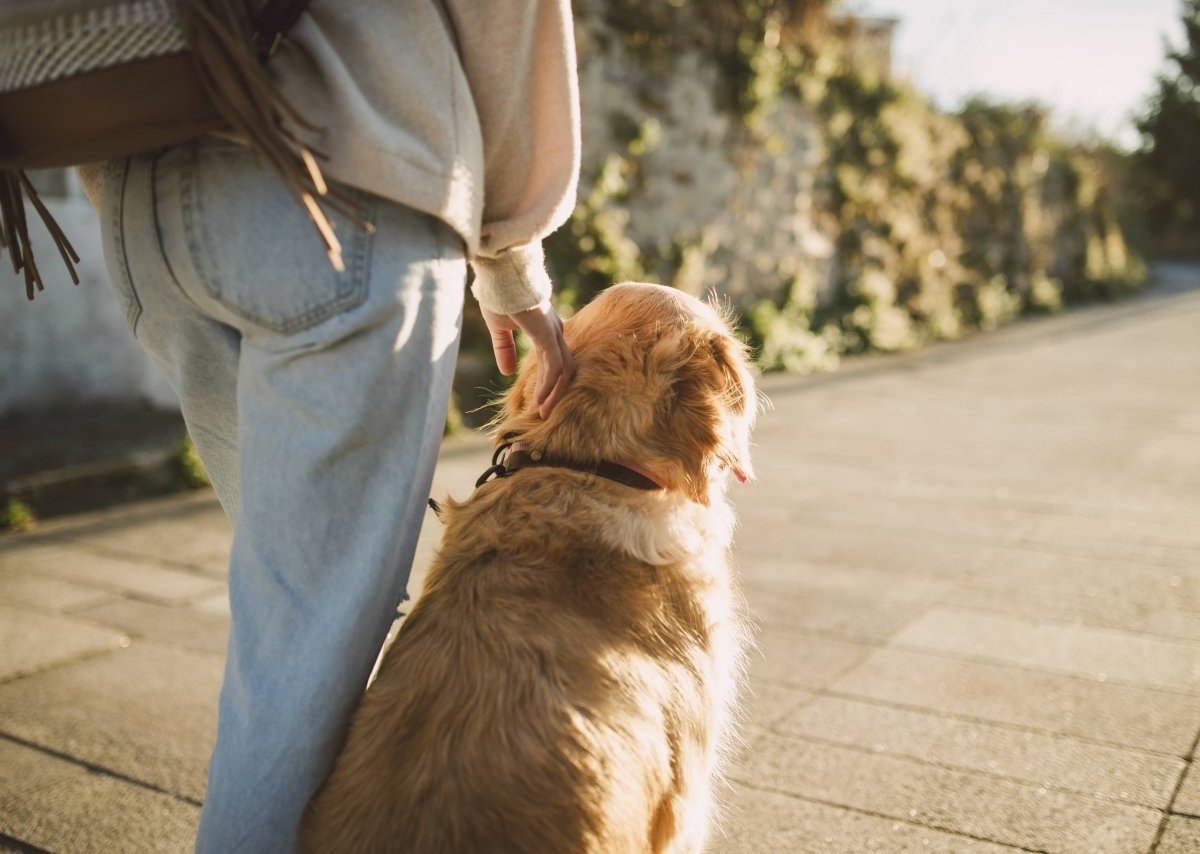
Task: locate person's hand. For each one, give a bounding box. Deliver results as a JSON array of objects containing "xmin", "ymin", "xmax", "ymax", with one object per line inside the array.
[{"xmin": 481, "ymin": 300, "xmax": 574, "ymax": 419}]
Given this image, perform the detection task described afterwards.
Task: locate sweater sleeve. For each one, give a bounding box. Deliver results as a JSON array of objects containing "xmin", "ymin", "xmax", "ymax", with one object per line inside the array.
[{"xmin": 442, "ymin": 0, "xmax": 581, "ymax": 315}]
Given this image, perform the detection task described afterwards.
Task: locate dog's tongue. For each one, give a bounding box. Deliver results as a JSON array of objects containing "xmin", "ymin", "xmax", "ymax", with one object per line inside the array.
[{"xmin": 735, "ymin": 469, "xmax": 748, "ymax": 484}]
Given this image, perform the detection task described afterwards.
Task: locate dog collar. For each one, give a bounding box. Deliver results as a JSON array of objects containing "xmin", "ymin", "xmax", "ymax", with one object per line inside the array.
[{"xmin": 475, "ymin": 439, "xmax": 664, "ymax": 491}]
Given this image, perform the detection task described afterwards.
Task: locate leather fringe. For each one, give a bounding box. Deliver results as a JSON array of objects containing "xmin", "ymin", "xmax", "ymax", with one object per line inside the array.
[
  {"xmin": 178, "ymin": 0, "xmax": 368, "ymax": 272},
  {"xmin": 0, "ymin": 0, "xmax": 362, "ymax": 300},
  {"xmin": 0, "ymin": 170, "xmax": 81, "ymax": 300}
]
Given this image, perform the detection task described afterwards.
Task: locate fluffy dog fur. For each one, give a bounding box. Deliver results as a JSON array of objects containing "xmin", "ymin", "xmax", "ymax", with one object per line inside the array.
[{"xmin": 301, "ymin": 283, "xmax": 758, "ymax": 853}]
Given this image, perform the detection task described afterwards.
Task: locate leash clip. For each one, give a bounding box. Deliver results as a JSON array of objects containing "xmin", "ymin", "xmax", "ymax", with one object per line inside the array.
[{"xmin": 475, "ymin": 440, "xmax": 515, "ymax": 488}]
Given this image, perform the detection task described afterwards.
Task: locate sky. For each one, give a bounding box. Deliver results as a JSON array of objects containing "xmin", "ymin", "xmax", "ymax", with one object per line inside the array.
[{"xmin": 849, "ymin": 0, "xmax": 1186, "ymax": 148}]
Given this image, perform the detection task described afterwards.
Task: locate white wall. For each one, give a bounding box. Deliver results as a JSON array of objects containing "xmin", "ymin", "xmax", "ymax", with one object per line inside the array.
[{"xmin": 0, "ymin": 170, "xmax": 178, "ymax": 416}]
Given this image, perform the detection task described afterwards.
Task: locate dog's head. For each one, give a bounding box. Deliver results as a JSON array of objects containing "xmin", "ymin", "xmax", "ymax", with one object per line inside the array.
[{"xmin": 496, "ymin": 283, "xmax": 757, "ymax": 504}]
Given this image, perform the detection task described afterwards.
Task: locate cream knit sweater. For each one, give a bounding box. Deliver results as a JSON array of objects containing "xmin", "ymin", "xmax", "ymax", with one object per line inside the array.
[
  {"xmin": 79, "ymin": 0, "xmax": 581, "ymax": 316},
  {"xmin": 272, "ymin": 0, "xmax": 580, "ymax": 315}
]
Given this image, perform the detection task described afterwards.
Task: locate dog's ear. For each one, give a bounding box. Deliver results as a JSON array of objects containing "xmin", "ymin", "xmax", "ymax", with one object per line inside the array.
[
  {"xmin": 649, "ymin": 327, "xmax": 755, "ymax": 501},
  {"xmin": 708, "ymin": 332, "xmax": 756, "ymax": 484}
]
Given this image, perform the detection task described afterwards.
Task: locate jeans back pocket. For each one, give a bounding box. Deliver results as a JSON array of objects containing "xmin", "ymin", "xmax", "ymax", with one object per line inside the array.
[{"xmin": 179, "ymin": 140, "xmax": 373, "ymax": 335}]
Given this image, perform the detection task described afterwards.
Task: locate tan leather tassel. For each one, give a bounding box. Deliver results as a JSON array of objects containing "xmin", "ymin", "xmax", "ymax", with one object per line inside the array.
[
  {"xmin": 178, "ymin": 0, "xmax": 367, "ymax": 272},
  {"xmin": 20, "ymin": 172, "xmax": 81, "ymax": 285},
  {"xmin": 1, "ymin": 0, "xmax": 353, "ymax": 299},
  {"xmin": 0, "ymin": 170, "xmax": 79, "ymax": 300}
]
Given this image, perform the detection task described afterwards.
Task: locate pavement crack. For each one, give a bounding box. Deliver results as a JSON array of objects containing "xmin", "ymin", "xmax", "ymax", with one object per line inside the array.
[
  {"xmin": 759, "ymin": 728, "xmax": 1171, "ymax": 812},
  {"xmin": 0, "ymin": 643, "xmax": 129, "ymax": 688},
  {"xmin": 792, "ymin": 685, "xmax": 1190, "ymax": 760},
  {"xmin": 729, "ymin": 777, "xmax": 1050, "ymax": 853},
  {"xmin": 1147, "ymin": 723, "xmax": 1200, "ymax": 852},
  {"xmin": 0, "ymin": 732, "xmax": 201, "ymax": 809}
]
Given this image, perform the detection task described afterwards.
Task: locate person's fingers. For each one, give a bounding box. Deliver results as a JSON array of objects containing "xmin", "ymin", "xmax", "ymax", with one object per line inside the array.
[
  {"xmin": 483, "ymin": 302, "xmax": 573, "ymax": 414},
  {"xmin": 532, "ymin": 343, "xmax": 561, "ymax": 410},
  {"xmin": 539, "ymin": 357, "xmax": 571, "ymax": 418},
  {"xmin": 490, "ymin": 327, "xmax": 518, "ymax": 376},
  {"xmin": 537, "ymin": 330, "xmax": 574, "ymax": 418}
]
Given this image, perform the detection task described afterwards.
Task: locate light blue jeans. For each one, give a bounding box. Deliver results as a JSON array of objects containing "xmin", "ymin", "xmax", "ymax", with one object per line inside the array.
[{"xmin": 96, "ymin": 137, "xmax": 466, "ymax": 852}]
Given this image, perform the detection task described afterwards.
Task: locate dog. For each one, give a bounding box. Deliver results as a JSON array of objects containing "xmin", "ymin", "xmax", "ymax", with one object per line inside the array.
[{"xmin": 301, "ymin": 282, "xmax": 758, "ymax": 853}]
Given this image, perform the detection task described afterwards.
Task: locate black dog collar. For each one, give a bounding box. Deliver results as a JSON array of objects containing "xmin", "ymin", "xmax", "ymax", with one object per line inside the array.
[
  {"xmin": 426, "ymin": 437, "xmax": 665, "ymax": 518},
  {"xmin": 476, "ymin": 439, "xmax": 663, "ymax": 491}
]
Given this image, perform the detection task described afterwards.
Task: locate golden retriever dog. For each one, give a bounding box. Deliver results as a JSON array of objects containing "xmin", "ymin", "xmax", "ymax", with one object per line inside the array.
[{"xmin": 301, "ymin": 282, "xmax": 757, "ymax": 853}]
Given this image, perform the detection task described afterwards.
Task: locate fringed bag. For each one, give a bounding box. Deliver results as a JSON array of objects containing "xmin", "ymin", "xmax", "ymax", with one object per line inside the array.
[{"xmin": 0, "ymin": 0, "xmax": 361, "ymax": 301}]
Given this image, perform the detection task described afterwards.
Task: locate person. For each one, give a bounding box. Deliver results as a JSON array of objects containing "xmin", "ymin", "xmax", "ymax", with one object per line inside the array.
[{"xmin": 82, "ymin": 1, "xmax": 580, "ymax": 850}]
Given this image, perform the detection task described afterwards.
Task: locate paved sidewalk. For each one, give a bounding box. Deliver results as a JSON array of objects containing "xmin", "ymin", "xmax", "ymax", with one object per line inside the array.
[{"xmin": 2, "ymin": 264, "xmax": 1199, "ymax": 853}]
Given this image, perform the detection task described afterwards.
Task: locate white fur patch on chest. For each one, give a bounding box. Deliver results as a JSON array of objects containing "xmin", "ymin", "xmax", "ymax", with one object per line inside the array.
[{"xmin": 593, "ymin": 492, "xmax": 735, "ymax": 567}]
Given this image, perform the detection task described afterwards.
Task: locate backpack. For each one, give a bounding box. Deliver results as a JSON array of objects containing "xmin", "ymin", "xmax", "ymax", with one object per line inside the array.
[{"xmin": 0, "ymin": 0, "xmax": 357, "ymax": 301}]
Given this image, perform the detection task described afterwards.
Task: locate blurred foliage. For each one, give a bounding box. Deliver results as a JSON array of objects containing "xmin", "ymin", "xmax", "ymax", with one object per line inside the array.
[
  {"xmin": 1136, "ymin": 0, "xmax": 1200, "ymax": 257},
  {"xmin": 545, "ymin": 124, "xmax": 653, "ymax": 308},
  {"xmin": 743, "ymin": 11, "xmax": 1141, "ymax": 369},
  {"xmin": 445, "ymin": 393, "xmax": 466, "ymax": 436},
  {"xmin": 460, "ymin": 0, "xmax": 1146, "ymax": 395},
  {"xmin": 1, "ymin": 497, "xmax": 37, "ymax": 532}
]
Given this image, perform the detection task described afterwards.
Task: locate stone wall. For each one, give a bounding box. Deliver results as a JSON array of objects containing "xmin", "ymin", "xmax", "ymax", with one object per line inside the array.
[{"xmin": 559, "ymin": 0, "xmax": 836, "ymax": 308}]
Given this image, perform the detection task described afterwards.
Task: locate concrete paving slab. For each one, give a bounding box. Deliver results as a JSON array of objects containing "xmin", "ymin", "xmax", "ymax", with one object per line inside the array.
[
  {"xmin": 962, "ymin": 546, "xmax": 1200, "ymax": 594},
  {"xmin": 949, "ymin": 564, "xmax": 1200, "ymax": 644},
  {"xmin": 831, "ymin": 648, "xmax": 1200, "ymax": 754},
  {"xmin": 738, "ymin": 730, "xmax": 1162, "ymax": 854},
  {"xmin": 0, "ymin": 571, "xmax": 116, "ymax": 614},
  {"xmin": 75, "ymin": 598, "xmax": 229, "ymax": 658},
  {"xmin": 746, "ymin": 487, "xmax": 1037, "ymax": 552},
  {"xmin": 0, "ymin": 643, "xmax": 221, "ymax": 802},
  {"xmin": 776, "ymin": 695, "xmax": 1184, "ymax": 809},
  {"xmin": 762, "ymin": 430, "xmax": 1119, "ymax": 489},
  {"xmin": 0, "ymin": 738, "xmax": 197, "ymax": 853},
  {"xmin": 740, "ymin": 557, "xmax": 956, "ymax": 601},
  {"xmin": 740, "ymin": 683, "xmax": 814, "ymax": 732},
  {"xmin": 772, "ymin": 441, "xmax": 1200, "ymax": 533},
  {"xmin": 717, "ymin": 783, "xmax": 1023, "ymax": 853},
  {"xmin": 745, "ymin": 581, "xmax": 931, "ymax": 643},
  {"xmin": 892, "ymin": 608, "xmax": 1200, "ymax": 694},
  {"xmin": 61, "ymin": 510, "xmax": 233, "ymax": 573},
  {"xmin": 735, "ymin": 524, "xmax": 991, "ymax": 580},
  {"xmin": 188, "ymin": 551, "xmax": 231, "ymax": 578},
  {"xmin": 755, "ymin": 448, "xmax": 1091, "ymax": 507},
  {"xmin": 0, "ymin": 543, "xmax": 223, "ymax": 605},
  {"xmin": 749, "ymin": 627, "xmax": 874, "ymax": 691},
  {"xmin": 1022, "ymin": 512, "xmax": 1200, "ymax": 560},
  {"xmin": 188, "ymin": 590, "xmax": 231, "ymax": 620},
  {"xmin": 1157, "ymin": 815, "xmax": 1200, "ymax": 854},
  {"xmin": 0, "ymin": 605, "xmax": 128, "ymax": 683},
  {"xmin": 1016, "ymin": 520, "xmax": 1199, "ymax": 573}
]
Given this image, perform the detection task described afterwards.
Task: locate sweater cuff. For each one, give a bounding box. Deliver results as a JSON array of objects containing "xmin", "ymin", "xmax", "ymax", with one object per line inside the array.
[{"xmin": 470, "ymin": 242, "xmax": 553, "ymax": 315}]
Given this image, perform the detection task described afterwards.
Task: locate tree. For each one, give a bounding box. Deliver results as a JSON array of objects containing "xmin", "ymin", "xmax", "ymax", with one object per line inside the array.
[{"xmin": 1137, "ymin": 0, "xmax": 1200, "ymax": 253}]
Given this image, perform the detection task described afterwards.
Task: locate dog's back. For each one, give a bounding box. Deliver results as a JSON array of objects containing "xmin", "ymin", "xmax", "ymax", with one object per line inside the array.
[
  {"xmin": 303, "ymin": 283, "xmax": 757, "ymax": 853},
  {"xmin": 301, "ymin": 476, "xmax": 740, "ymax": 854}
]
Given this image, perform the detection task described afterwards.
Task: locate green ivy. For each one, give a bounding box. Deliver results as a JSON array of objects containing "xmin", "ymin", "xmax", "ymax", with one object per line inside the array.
[{"xmin": 547, "ymin": 3, "xmax": 1146, "ymax": 384}]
